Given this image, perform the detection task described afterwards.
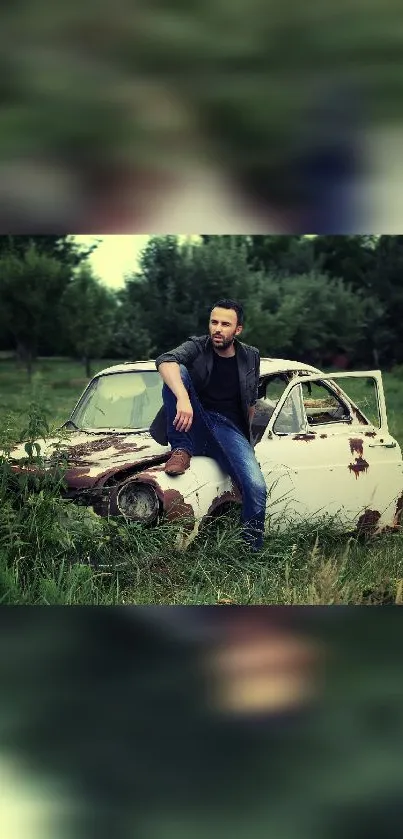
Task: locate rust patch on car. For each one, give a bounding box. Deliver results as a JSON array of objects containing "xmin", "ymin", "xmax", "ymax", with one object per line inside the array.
[
  {"xmin": 135, "ymin": 465, "xmax": 166, "ymax": 475},
  {"xmin": 111, "ymin": 442, "xmax": 151, "ymax": 455},
  {"xmin": 364, "ymin": 431, "xmax": 377, "ymax": 438},
  {"xmin": 66, "ymin": 438, "xmax": 150, "ymax": 459},
  {"xmin": 348, "ymin": 457, "xmax": 370, "ymax": 478},
  {"xmin": 356, "ymin": 509, "xmax": 381, "ymax": 535},
  {"xmin": 349, "ymin": 438, "xmax": 364, "ymax": 457},
  {"xmin": 65, "ymin": 467, "xmax": 93, "ymax": 488},
  {"xmin": 292, "ymin": 434, "xmax": 315, "ymax": 442},
  {"xmin": 65, "ymin": 438, "xmax": 122, "ymax": 458},
  {"xmin": 162, "ymin": 489, "xmax": 195, "ymax": 530},
  {"xmin": 350, "ymin": 405, "xmax": 368, "ymax": 424},
  {"xmin": 94, "ymin": 456, "xmax": 169, "ymax": 488},
  {"xmin": 319, "ymin": 434, "xmax": 327, "ymax": 439}
]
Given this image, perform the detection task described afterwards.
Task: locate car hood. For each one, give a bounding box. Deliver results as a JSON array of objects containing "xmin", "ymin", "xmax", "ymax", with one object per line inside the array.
[{"xmin": 7, "ymin": 430, "xmax": 170, "ymax": 489}]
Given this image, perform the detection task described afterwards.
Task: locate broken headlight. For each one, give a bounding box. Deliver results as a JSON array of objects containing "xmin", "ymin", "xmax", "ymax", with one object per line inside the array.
[{"xmin": 116, "ymin": 481, "xmax": 159, "ymax": 523}]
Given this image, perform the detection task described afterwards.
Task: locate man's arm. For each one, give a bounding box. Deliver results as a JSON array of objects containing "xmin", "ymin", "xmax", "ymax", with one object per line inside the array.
[
  {"xmin": 158, "ymin": 362, "xmax": 188, "ymax": 400},
  {"xmin": 156, "ymin": 339, "xmax": 201, "ymax": 434},
  {"xmin": 155, "ymin": 337, "xmax": 200, "ymax": 371},
  {"xmin": 157, "ymin": 362, "xmax": 194, "ymax": 433}
]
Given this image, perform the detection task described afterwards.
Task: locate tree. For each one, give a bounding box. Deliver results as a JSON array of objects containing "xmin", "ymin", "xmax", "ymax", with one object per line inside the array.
[
  {"xmin": 61, "ymin": 265, "xmax": 116, "ymax": 377},
  {"xmin": 124, "ymin": 236, "xmax": 197, "ymax": 354},
  {"xmin": 0, "ymin": 244, "xmax": 70, "ymax": 378},
  {"xmin": 312, "ymin": 235, "xmax": 377, "ymax": 292},
  {"xmin": 0, "ymin": 235, "xmax": 100, "ymax": 266},
  {"xmin": 108, "ymin": 292, "xmax": 154, "ymax": 361},
  {"xmin": 312, "ymin": 235, "xmax": 403, "ymax": 366},
  {"xmin": 366, "ymin": 236, "xmax": 403, "ymax": 365},
  {"xmin": 242, "ymin": 271, "xmax": 373, "ymax": 367},
  {"xmin": 127, "ymin": 235, "xmax": 259, "ymax": 355},
  {"xmin": 243, "ymin": 235, "xmax": 321, "ymax": 276}
]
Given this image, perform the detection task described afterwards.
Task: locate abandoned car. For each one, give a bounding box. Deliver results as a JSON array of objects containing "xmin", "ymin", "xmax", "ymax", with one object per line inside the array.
[{"xmin": 4, "ymin": 359, "xmax": 403, "ymax": 547}]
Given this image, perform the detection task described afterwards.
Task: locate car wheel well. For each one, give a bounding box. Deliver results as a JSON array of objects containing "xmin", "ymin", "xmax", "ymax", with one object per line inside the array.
[{"xmin": 199, "ymin": 500, "xmax": 241, "ymax": 532}]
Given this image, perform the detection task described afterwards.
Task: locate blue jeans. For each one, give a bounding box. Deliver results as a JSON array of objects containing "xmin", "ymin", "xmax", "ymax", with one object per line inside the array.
[{"xmin": 162, "ymin": 366, "xmax": 267, "ymax": 551}]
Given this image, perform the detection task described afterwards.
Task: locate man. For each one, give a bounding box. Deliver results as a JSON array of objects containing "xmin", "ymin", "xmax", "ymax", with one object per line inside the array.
[{"xmin": 149, "ymin": 299, "xmax": 267, "ymax": 551}]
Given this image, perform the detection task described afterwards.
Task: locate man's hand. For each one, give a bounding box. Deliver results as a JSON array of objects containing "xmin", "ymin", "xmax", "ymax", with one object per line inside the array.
[{"xmin": 174, "ymin": 395, "xmax": 194, "ymax": 432}]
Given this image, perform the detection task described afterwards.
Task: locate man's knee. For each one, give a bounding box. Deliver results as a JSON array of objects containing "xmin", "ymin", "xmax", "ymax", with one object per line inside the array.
[
  {"xmin": 248, "ymin": 470, "xmax": 267, "ymax": 506},
  {"xmin": 256, "ymin": 481, "xmax": 268, "ymax": 505}
]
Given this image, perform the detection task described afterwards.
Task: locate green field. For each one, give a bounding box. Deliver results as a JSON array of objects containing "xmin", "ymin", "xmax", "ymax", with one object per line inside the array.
[{"xmin": 1, "ymin": 357, "xmax": 403, "ymax": 605}]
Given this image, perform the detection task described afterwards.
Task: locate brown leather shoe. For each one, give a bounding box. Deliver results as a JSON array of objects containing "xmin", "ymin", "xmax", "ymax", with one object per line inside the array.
[{"xmin": 164, "ymin": 449, "xmax": 192, "ymax": 476}]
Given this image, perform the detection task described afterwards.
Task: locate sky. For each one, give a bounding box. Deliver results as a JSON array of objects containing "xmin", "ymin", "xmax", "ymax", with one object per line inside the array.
[
  {"xmin": 74, "ymin": 235, "xmax": 151, "ymax": 289},
  {"xmin": 74, "ymin": 234, "xmax": 200, "ymax": 289}
]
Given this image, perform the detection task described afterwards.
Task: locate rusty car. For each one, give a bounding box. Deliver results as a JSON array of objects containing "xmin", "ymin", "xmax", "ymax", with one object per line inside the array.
[{"xmin": 4, "ymin": 359, "xmax": 403, "ymax": 548}]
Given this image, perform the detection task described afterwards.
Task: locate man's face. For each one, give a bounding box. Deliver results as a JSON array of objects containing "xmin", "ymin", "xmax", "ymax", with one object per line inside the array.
[{"xmin": 209, "ymin": 307, "xmax": 243, "ymax": 350}]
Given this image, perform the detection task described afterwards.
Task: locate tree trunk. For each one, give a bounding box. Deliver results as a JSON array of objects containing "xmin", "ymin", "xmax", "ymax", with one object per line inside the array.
[
  {"xmin": 26, "ymin": 351, "xmax": 33, "ymax": 382},
  {"xmin": 16, "ymin": 341, "xmax": 33, "ymax": 381},
  {"xmin": 372, "ymin": 346, "xmax": 380, "ymax": 368}
]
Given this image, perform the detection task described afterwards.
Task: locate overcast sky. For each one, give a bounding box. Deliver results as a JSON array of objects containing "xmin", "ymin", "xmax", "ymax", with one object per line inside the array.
[
  {"xmin": 74, "ymin": 235, "xmax": 201, "ymax": 289},
  {"xmin": 74, "ymin": 235, "xmax": 151, "ymax": 288}
]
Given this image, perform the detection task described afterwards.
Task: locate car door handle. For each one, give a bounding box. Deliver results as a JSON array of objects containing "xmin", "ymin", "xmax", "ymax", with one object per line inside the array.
[{"xmin": 368, "ymin": 441, "xmax": 397, "ymax": 448}]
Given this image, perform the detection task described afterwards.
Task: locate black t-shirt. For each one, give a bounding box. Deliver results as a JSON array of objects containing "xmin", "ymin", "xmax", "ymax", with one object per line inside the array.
[{"xmin": 200, "ymin": 352, "xmax": 248, "ymax": 437}]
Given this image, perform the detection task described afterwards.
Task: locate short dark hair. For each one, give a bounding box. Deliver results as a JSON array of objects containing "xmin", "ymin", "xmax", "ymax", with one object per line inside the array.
[{"xmin": 210, "ymin": 299, "xmax": 244, "ymax": 326}]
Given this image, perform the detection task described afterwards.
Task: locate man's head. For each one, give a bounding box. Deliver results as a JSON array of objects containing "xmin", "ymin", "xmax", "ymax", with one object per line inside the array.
[{"xmin": 209, "ymin": 299, "xmax": 244, "ymax": 351}]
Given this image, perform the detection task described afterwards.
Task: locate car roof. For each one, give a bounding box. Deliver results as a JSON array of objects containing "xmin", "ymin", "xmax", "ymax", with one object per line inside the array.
[
  {"xmin": 259, "ymin": 358, "xmax": 322, "ymax": 376},
  {"xmin": 95, "ymin": 358, "xmax": 322, "ymax": 377}
]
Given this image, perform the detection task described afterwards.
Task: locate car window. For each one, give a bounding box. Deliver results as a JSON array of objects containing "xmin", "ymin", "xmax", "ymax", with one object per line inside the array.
[
  {"xmin": 328, "ymin": 376, "xmax": 381, "ymax": 428},
  {"xmin": 273, "ymin": 385, "xmax": 306, "ymax": 435},
  {"xmin": 301, "ymin": 381, "xmax": 351, "ymax": 426},
  {"xmin": 71, "ymin": 372, "xmax": 163, "ymax": 430},
  {"xmin": 252, "ymin": 374, "xmax": 291, "ymax": 443}
]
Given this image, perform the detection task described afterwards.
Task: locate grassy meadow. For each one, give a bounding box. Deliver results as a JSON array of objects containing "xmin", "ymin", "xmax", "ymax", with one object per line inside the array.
[{"xmin": 1, "ymin": 355, "xmax": 403, "ymax": 605}]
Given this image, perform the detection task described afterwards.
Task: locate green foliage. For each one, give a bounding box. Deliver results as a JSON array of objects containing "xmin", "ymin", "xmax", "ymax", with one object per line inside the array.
[
  {"xmin": 0, "ymin": 235, "xmax": 99, "ymax": 265},
  {"xmin": 125, "ymin": 235, "xmax": 260, "ymax": 354},
  {"xmin": 245, "ymin": 235, "xmax": 320, "ymax": 275},
  {"xmin": 2, "ymin": 231, "xmax": 403, "ymax": 373},
  {"xmin": 123, "ymin": 235, "xmax": 386, "ymax": 367},
  {"xmin": 0, "ymin": 243, "xmax": 70, "ymax": 376},
  {"xmin": 125, "ymin": 236, "xmax": 197, "ymax": 353},
  {"xmin": 109, "ymin": 301, "xmax": 154, "ymax": 360},
  {"xmin": 61, "ymin": 264, "xmax": 117, "ymax": 374},
  {"xmin": 312, "ymin": 234, "xmax": 403, "ymax": 365},
  {"xmin": 243, "ymin": 271, "xmax": 375, "ymax": 364}
]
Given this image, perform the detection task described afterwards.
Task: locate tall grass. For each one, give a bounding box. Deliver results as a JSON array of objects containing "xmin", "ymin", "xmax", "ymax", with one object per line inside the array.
[{"xmin": 1, "ymin": 442, "xmax": 403, "ymax": 604}]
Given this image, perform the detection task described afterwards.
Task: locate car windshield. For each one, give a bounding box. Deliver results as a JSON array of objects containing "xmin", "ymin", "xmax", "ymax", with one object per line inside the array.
[{"xmin": 70, "ymin": 371, "xmax": 163, "ymax": 430}]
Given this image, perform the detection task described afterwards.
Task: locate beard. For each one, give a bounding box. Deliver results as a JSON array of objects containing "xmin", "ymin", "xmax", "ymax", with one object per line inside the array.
[{"xmin": 211, "ymin": 332, "xmax": 237, "ymax": 350}]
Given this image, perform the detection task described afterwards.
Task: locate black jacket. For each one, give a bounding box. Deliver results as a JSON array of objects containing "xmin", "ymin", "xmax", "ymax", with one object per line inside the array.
[{"xmin": 149, "ymin": 335, "xmax": 260, "ymax": 446}]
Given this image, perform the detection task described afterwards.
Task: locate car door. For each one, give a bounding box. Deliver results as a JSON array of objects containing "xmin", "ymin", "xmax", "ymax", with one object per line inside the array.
[{"xmin": 254, "ymin": 371, "xmax": 403, "ymax": 532}]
